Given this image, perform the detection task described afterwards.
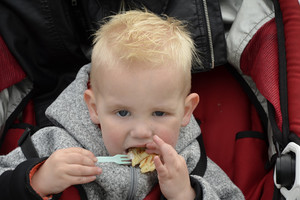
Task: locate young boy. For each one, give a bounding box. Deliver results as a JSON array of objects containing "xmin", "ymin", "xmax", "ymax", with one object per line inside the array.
[{"xmin": 0, "ymin": 10, "xmax": 244, "ymax": 199}]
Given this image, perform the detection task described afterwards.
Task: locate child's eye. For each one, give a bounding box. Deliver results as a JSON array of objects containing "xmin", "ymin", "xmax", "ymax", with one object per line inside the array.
[
  {"xmin": 153, "ymin": 111, "xmax": 165, "ymax": 117},
  {"xmin": 117, "ymin": 110, "xmax": 130, "ymax": 117}
]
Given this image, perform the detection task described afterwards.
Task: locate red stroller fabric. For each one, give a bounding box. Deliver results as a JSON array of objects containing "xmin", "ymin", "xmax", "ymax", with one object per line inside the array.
[
  {"xmin": 191, "ymin": 65, "xmax": 273, "ymax": 200},
  {"xmin": 279, "ymin": 0, "xmax": 300, "ymax": 136},
  {"xmin": 0, "ymin": 36, "xmax": 25, "ymax": 92}
]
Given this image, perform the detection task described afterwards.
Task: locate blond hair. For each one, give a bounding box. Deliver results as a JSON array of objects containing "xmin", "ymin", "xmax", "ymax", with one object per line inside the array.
[{"xmin": 91, "ymin": 10, "xmax": 199, "ymax": 92}]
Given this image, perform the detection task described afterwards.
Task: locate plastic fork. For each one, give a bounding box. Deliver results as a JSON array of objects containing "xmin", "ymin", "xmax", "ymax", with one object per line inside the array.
[{"xmin": 96, "ymin": 154, "xmax": 132, "ymax": 165}]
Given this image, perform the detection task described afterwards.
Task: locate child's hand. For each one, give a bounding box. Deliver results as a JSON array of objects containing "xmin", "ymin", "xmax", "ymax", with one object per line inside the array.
[
  {"xmin": 146, "ymin": 135, "xmax": 196, "ymax": 200},
  {"xmin": 31, "ymin": 147, "xmax": 102, "ymax": 197}
]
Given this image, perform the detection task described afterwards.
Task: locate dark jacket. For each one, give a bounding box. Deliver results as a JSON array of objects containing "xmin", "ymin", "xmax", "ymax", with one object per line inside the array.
[{"xmin": 0, "ymin": 1, "xmax": 226, "ymax": 127}]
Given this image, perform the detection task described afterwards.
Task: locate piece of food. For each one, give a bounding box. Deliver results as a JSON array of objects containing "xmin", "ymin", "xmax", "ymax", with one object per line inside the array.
[
  {"xmin": 139, "ymin": 154, "xmax": 156, "ymax": 173},
  {"xmin": 128, "ymin": 147, "xmax": 149, "ymax": 166},
  {"xmin": 127, "ymin": 148, "xmax": 157, "ymax": 173}
]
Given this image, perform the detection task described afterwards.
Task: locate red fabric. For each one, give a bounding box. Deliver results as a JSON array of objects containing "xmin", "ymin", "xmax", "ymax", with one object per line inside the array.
[
  {"xmin": 0, "ymin": 127, "xmax": 24, "ymax": 155},
  {"xmin": 191, "ymin": 66, "xmax": 272, "ymax": 199},
  {"xmin": 279, "ymin": 0, "xmax": 300, "ymax": 136},
  {"xmin": 233, "ymin": 136, "xmax": 271, "ymax": 199},
  {"xmin": 60, "ymin": 186, "xmax": 81, "ymax": 200},
  {"xmin": 0, "ymin": 36, "xmax": 25, "ymax": 92},
  {"xmin": 143, "ymin": 184, "xmax": 161, "ymax": 200},
  {"xmin": 192, "ymin": 66, "xmax": 253, "ymax": 178},
  {"xmin": 240, "ymin": 19, "xmax": 282, "ymax": 130}
]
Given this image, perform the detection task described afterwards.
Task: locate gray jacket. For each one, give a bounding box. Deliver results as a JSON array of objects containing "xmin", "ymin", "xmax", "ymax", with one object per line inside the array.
[{"xmin": 0, "ymin": 64, "xmax": 244, "ymax": 200}]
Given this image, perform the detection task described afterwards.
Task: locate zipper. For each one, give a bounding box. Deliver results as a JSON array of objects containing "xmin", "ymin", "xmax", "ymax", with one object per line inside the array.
[
  {"xmin": 202, "ymin": 0, "xmax": 215, "ymax": 68},
  {"xmin": 127, "ymin": 167, "xmax": 138, "ymax": 200}
]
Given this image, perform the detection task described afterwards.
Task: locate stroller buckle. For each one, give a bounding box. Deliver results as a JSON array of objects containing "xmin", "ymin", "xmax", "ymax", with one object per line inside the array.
[{"xmin": 274, "ymin": 142, "xmax": 300, "ymax": 200}]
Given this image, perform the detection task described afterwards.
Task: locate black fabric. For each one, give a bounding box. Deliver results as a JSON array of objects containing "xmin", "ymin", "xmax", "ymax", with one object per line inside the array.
[
  {"xmin": 205, "ymin": 0, "xmax": 227, "ymax": 67},
  {"xmin": 10, "ymin": 123, "xmax": 37, "ymax": 130},
  {"xmin": 190, "ymin": 176, "xmax": 203, "ymax": 199},
  {"xmin": 160, "ymin": 176, "xmax": 203, "ymax": 200},
  {"xmin": 236, "ymin": 131, "xmax": 268, "ymax": 144},
  {"xmin": 161, "ymin": 0, "xmax": 227, "ymax": 71},
  {"xmin": 0, "ymin": 0, "xmax": 226, "ymax": 127},
  {"xmin": 268, "ymin": 102, "xmax": 283, "ymax": 150},
  {"xmin": 272, "ymin": 183, "xmax": 286, "ymax": 200},
  {"xmin": 0, "ymin": 157, "xmax": 47, "ymax": 200},
  {"xmin": 191, "ymin": 133, "xmax": 207, "ymax": 177},
  {"xmin": 33, "ymin": 73, "xmax": 77, "ymax": 128},
  {"xmin": 134, "ymin": 0, "xmax": 227, "ymax": 71},
  {"xmin": 189, "ymin": 119, "xmax": 207, "ymax": 177},
  {"xmin": 0, "ymin": 0, "xmax": 119, "ymax": 127},
  {"xmin": 0, "ymin": 0, "xmax": 226, "ymax": 92},
  {"xmin": 18, "ymin": 127, "xmax": 39, "ymax": 159},
  {"xmin": 271, "ymin": 0, "xmax": 297, "ymax": 199},
  {"xmin": 125, "ymin": 0, "xmax": 169, "ymax": 14},
  {"xmin": 74, "ymin": 185, "xmax": 88, "ymax": 200},
  {"xmin": 272, "ymin": 0, "xmax": 290, "ymax": 148}
]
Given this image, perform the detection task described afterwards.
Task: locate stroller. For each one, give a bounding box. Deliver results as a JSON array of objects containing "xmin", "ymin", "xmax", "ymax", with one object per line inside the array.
[{"xmin": 1, "ymin": 0, "xmax": 300, "ymax": 199}]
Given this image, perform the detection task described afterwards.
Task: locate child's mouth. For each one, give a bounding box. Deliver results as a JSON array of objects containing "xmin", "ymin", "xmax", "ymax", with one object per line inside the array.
[
  {"xmin": 126, "ymin": 147, "xmax": 156, "ymax": 173},
  {"xmin": 126, "ymin": 147, "xmax": 146, "ymax": 154}
]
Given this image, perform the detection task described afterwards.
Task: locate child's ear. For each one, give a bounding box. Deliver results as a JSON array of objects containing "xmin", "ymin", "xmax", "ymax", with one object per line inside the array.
[
  {"xmin": 181, "ymin": 93, "xmax": 199, "ymax": 127},
  {"xmin": 84, "ymin": 89, "xmax": 100, "ymax": 124}
]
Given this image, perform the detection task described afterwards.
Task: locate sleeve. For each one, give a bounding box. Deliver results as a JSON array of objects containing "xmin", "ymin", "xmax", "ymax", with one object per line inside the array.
[
  {"xmin": 0, "ymin": 157, "xmax": 48, "ymax": 200},
  {"xmin": 190, "ymin": 176, "xmax": 203, "ymax": 199},
  {"xmin": 160, "ymin": 176, "xmax": 203, "ymax": 200},
  {"xmin": 0, "ymin": 127, "xmax": 72, "ymax": 200}
]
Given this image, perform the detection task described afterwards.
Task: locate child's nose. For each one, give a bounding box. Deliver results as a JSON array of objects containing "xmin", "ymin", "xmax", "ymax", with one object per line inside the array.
[{"xmin": 130, "ymin": 122, "xmax": 153, "ymax": 138}]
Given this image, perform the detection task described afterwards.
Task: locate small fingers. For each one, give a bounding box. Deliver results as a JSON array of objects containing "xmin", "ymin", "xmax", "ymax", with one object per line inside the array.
[
  {"xmin": 67, "ymin": 175, "xmax": 98, "ymax": 185},
  {"xmin": 154, "ymin": 156, "xmax": 168, "ymax": 178},
  {"xmin": 66, "ymin": 152, "xmax": 97, "ymax": 166},
  {"xmin": 66, "ymin": 165, "xmax": 102, "ymax": 177},
  {"xmin": 65, "ymin": 147, "xmax": 98, "ymax": 162},
  {"xmin": 145, "ymin": 142, "xmax": 156, "ymax": 150},
  {"xmin": 53, "ymin": 148, "xmax": 98, "ymax": 166},
  {"xmin": 152, "ymin": 135, "xmax": 177, "ymax": 164},
  {"xmin": 62, "ymin": 165, "xmax": 102, "ymax": 185}
]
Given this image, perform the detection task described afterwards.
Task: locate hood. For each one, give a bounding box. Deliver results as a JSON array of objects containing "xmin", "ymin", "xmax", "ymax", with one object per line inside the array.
[
  {"xmin": 45, "ymin": 64, "xmax": 201, "ymax": 199},
  {"xmin": 45, "ymin": 64, "xmax": 107, "ymax": 156}
]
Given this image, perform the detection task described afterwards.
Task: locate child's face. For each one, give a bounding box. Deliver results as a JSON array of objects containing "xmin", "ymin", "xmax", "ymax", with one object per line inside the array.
[{"xmin": 85, "ymin": 63, "xmax": 198, "ymax": 156}]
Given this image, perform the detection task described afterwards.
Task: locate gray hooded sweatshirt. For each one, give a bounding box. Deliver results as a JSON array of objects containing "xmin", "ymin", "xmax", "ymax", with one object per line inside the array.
[{"xmin": 0, "ymin": 64, "xmax": 244, "ymax": 200}]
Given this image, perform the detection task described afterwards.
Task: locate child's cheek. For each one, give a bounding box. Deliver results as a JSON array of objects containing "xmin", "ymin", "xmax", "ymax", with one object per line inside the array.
[
  {"xmin": 156, "ymin": 131, "xmax": 179, "ymax": 148},
  {"xmin": 101, "ymin": 128, "xmax": 123, "ymax": 155}
]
